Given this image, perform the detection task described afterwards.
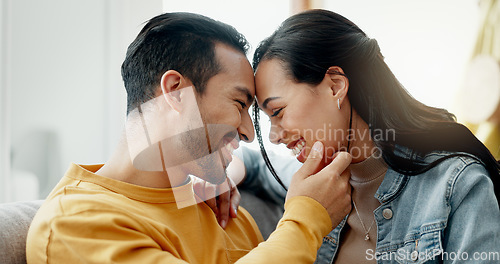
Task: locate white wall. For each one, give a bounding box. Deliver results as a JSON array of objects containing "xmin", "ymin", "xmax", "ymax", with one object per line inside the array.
[
  {"xmin": 163, "ymin": 0, "xmax": 291, "ymax": 65},
  {"xmin": 2, "ymin": 0, "xmax": 163, "ymax": 202},
  {"xmin": 10, "ymin": 0, "xmax": 107, "ymax": 179},
  {"xmin": 324, "ymin": 0, "xmax": 480, "ymax": 110},
  {"xmin": 1, "ymin": 0, "xmax": 13, "ymax": 202}
]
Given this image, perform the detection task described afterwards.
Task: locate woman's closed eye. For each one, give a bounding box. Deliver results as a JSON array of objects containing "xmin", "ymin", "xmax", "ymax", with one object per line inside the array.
[{"xmin": 271, "ymin": 108, "xmax": 283, "ymax": 117}]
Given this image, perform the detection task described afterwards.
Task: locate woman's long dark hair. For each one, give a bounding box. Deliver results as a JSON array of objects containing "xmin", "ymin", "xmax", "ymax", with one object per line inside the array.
[{"xmin": 252, "ymin": 9, "xmax": 500, "ymax": 203}]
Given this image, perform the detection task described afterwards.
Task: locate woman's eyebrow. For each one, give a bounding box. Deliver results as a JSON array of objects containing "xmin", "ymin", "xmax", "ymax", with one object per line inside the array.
[{"xmin": 262, "ymin": 97, "xmax": 280, "ymax": 109}]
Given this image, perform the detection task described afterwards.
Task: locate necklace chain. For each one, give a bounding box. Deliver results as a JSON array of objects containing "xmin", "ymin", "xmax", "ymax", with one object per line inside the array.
[
  {"xmin": 352, "ymin": 201, "xmax": 376, "ymax": 241},
  {"xmin": 347, "ymin": 104, "xmax": 376, "ymax": 241}
]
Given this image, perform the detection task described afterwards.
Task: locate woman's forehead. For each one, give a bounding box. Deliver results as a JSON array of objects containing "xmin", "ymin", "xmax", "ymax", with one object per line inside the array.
[{"xmin": 255, "ymin": 60, "xmax": 291, "ymax": 93}]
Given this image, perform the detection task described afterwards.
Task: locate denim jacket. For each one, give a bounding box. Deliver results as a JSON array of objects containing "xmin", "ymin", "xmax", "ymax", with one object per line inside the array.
[{"xmin": 235, "ymin": 146, "xmax": 500, "ymax": 264}]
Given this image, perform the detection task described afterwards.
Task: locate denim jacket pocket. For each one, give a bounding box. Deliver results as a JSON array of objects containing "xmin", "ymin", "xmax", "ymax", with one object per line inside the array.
[{"xmin": 394, "ymin": 226, "xmax": 443, "ymax": 264}]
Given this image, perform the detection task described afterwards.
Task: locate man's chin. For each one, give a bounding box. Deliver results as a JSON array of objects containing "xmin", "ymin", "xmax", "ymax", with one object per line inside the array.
[
  {"xmin": 191, "ymin": 167, "xmax": 227, "ymax": 185},
  {"xmin": 190, "ymin": 151, "xmax": 228, "ymax": 184}
]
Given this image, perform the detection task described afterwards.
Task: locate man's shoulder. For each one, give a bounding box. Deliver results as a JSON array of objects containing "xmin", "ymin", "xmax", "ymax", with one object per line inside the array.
[
  {"xmin": 30, "ymin": 184, "xmax": 133, "ymax": 233},
  {"xmin": 26, "ymin": 185, "xmax": 142, "ymax": 259}
]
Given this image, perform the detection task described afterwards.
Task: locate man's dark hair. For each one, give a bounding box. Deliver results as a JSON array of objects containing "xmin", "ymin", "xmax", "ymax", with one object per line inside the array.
[{"xmin": 121, "ymin": 12, "xmax": 249, "ymax": 114}]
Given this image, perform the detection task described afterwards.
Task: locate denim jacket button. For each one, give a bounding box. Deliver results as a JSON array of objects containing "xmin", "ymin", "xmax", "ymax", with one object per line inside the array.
[
  {"xmin": 382, "ymin": 208, "xmax": 393, "ymax": 219},
  {"xmin": 411, "ymin": 250, "xmax": 419, "ymax": 261}
]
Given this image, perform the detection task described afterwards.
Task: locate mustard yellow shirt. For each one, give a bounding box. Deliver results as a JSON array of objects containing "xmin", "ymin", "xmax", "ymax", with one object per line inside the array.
[{"xmin": 26, "ymin": 164, "xmax": 331, "ymax": 264}]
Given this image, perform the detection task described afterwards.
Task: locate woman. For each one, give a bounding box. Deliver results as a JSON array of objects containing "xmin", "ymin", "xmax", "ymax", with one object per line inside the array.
[{"xmin": 246, "ymin": 9, "xmax": 500, "ymax": 263}]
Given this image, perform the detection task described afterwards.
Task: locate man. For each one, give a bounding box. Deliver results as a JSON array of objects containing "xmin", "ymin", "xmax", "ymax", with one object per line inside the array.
[{"xmin": 26, "ymin": 12, "xmax": 352, "ymax": 263}]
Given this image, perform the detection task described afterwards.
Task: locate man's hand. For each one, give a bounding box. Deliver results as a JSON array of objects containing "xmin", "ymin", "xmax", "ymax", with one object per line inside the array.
[
  {"xmin": 286, "ymin": 141, "xmax": 352, "ymax": 227},
  {"xmin": 193, "ymin": 177, "xmax": 240, "ymax": 229}
]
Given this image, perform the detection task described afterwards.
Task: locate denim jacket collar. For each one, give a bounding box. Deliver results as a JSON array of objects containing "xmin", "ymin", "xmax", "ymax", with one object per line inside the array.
[{"xmin": 374, "ymin": 145, "xmax": 414, "ymax": 203}]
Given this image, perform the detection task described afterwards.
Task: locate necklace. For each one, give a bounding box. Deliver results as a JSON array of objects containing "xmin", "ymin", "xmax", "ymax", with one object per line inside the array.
[{"xmin": 352, "ymin": 201, "xmax": 376, "ymax": 241}]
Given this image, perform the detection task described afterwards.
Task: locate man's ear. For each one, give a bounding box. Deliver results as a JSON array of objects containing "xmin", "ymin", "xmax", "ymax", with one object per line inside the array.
[
  {"xmin": 160, "ymin": 70, "xmax": 186, "ymax": 113},
  {"xmin": 326, "ymin": 66, "xmax": 349, "ymax": 105}
]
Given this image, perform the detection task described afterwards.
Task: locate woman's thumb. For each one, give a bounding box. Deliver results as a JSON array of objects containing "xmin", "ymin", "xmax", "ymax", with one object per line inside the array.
[{"xmin": 295, "ymin": 141, "xmax": 324, "ymax": 179}]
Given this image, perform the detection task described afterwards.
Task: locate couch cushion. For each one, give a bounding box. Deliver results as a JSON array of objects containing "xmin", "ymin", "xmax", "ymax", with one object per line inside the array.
[{"xmin": 0, "ymin": 200, "xmax": 43, "ymax": 264}]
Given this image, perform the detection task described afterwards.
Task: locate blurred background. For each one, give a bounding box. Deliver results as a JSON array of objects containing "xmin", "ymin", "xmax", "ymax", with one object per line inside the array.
[{"xmin": 1, "ymin": 0, "xmax": 499, "ymax": 203}]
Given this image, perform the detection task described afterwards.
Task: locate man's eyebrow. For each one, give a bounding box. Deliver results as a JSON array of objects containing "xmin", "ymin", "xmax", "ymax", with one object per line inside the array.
[
  {"xmin": 235, "ymin": 86, "xmax": 253, "ymax": 105},
  {"xmin": 262, "ymin": 97, "xmax": 280, "ymax": 109}
]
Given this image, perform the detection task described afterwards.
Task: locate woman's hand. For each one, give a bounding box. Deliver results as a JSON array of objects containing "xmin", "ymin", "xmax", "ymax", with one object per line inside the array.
[{"xmin": 193, "ymin": 176, "xmax": 240, "ymax": 229}]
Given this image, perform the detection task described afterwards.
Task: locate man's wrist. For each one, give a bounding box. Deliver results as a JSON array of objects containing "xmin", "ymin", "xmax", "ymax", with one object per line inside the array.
[{"xmin": 283, "ymin": 196, "xmax": 332, "ymax": 237}]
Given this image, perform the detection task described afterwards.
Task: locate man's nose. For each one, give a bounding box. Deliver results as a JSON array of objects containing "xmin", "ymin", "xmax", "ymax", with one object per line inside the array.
[{"xmin": 238, "ymin": 111, "xmax": 254, "ymax": 143}]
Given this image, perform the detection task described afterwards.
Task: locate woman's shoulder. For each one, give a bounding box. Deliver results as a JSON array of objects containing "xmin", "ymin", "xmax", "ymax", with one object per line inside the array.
[
  {"xmin": 392, "ymin": 145, "xmax": 492, "ymax": 191},
  {"xmin": 411, "ymin": 149, "xmax": 494, "ymax": 203},
  {"xmin": 422, "ymin": 149, "xmax": 489, "ymax": 176},
  {"xmin": 393, "ymin": 145, "xmax": 489, "ymax": 176},
  {"xmin": 390, "ymin": 147, "xmax": 495, "ymax": 212}
]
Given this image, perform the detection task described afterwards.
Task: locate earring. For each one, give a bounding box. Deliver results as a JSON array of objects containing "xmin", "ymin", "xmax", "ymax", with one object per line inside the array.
[{"xmin": 337, "ymin": 98, "xmax": 341, "ymax": 110}]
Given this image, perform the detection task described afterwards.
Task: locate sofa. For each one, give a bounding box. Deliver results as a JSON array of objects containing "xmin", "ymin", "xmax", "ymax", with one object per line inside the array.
[{"xmin": 0, "ymin": 200, "xmax": 44, "ymax": 264}]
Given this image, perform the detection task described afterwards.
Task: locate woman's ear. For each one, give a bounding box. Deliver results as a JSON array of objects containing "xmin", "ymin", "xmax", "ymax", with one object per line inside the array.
[
  {"xmin": 326, "ymin": 66, "xmax": 349, "ymax": 106},
  {"xmin": 159, "ymin": 70, "xmax": 186, "ymax": 112}
]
